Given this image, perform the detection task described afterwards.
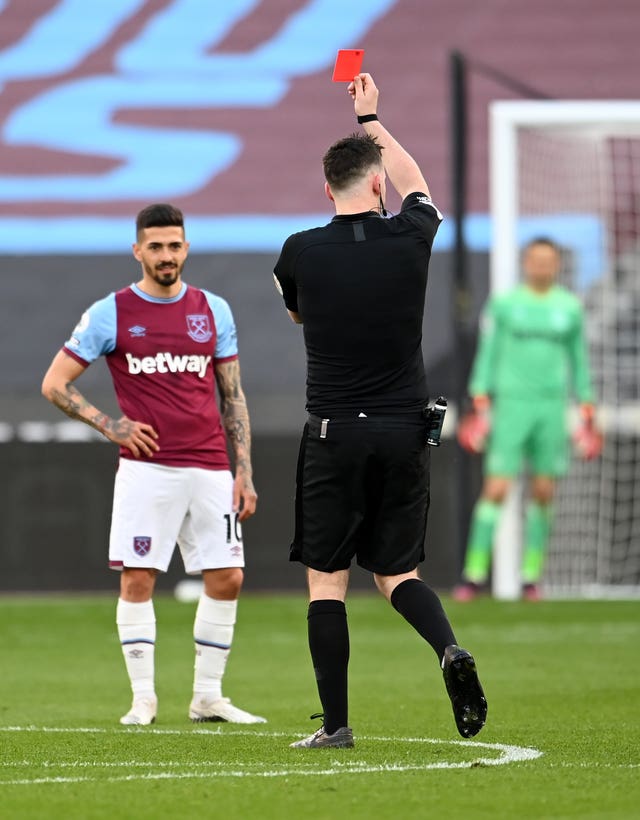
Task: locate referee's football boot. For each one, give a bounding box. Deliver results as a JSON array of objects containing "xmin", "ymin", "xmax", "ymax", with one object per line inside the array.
[
  {"xmin": 189, "ymin": 695, "xmax": 267, "ymax": 724},
  {"xmin": 120, "ymin": 694, "xmax": 158, "ymax": 726},
  {"xmin": 290, "ymin": 725, "xmax": 354, "ymax": 749},
  {"xmin": 442, "ymin": 645, "xmax": 487, "ymax": 738}
]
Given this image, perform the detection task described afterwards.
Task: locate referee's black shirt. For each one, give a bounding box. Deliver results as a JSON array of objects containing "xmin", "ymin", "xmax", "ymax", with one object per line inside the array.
[{"xmin": 273, "ymin": 192, "xmax": 442, "ymax": 416}]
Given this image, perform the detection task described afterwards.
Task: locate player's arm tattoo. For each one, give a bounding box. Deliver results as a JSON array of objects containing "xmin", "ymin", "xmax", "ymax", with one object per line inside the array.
[
  {"xmin": 215, "ymin": 359, "xmax": 254, "ymax": 482},
  {"xmin": 49, "ymin": 381, "xmax": 115, "ymax": 437}
]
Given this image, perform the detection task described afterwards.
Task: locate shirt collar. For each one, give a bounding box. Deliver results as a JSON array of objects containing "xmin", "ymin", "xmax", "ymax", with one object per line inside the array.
[{"xmin": 331, "ymin": 211, "xmax": 382, "ymax": 223}]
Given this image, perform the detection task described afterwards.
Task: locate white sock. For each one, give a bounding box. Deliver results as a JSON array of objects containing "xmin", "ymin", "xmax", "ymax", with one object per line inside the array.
[
  {"xmin": 193, "ymin": 595, "xmax": 237, "ymax": 701},
  {"xmin": 116, "ymin": 598, "xmax": 156, "ymax": 699}
]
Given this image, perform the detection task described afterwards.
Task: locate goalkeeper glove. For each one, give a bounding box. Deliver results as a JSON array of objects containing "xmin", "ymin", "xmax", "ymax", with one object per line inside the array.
[
  {"xmin": 457, "ymin": 399, "xmax": 490, "ymax": 454},
  {"xmin": 573, "ymin": 411, "xmax": 603, "ymax": 461}
]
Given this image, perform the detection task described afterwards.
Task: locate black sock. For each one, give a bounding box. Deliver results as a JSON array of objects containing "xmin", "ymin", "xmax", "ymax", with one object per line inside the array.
[
  {"xmin": 307, "ymin": 599, "xmax": 349, "ymax": 734},
  {"xmin": 390, "ymin": 578, "xmax": 457, "ymax": 661}
]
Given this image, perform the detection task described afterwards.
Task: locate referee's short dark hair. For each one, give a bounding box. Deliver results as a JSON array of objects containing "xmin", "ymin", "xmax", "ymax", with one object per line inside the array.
[
  {"xmin": 322, "ymin": 133, "xmax": 384, "ymax": 192},
  {"xmin": 136, "ymin": 203, "xmax": 184, "ymax": 238}
]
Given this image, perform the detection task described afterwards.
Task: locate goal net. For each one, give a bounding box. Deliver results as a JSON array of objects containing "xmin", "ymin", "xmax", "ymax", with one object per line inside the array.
[{"xmin": 489, "ymin": 101, "xmax": 640, "ymax": 600}]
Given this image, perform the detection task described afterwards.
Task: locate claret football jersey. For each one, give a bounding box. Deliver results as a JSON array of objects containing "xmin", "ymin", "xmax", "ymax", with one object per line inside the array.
[{"xmin": 63, "ymin": 282, "xmax": 237, "ymax": 469}]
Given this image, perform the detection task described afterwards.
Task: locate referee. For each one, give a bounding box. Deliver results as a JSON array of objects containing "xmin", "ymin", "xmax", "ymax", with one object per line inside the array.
[{"xmin": 274, "ymin": 73, "xmax": 487, "ymax": 749}]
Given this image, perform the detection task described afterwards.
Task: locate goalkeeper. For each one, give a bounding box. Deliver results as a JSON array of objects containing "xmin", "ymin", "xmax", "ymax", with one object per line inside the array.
[{"xmin": 455, "ymin": 238, "xmax": 600, "ymax": 601}]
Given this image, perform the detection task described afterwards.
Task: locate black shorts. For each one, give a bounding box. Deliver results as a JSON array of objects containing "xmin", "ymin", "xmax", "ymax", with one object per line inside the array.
[{"xmin": 290, "ymin": 413, "xmax": 430, "ymax": 575}]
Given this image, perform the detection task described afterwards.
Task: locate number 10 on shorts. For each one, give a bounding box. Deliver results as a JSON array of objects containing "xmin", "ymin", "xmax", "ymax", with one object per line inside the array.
[{"xmin": 223, "ymin": 512, "xmax": 242, "ymax": 544}]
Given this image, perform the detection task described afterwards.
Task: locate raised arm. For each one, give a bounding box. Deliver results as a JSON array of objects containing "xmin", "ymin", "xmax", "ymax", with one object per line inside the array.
[
  {"xmin": 41, "ymin": 350, "xmax": 159, "ymax": 458},
  {"xmin": 348, "ymin": 73, "xmax": 430, "ymax": 200},
  {"xmin": 214, "ymin": 358, "xmax": 258, "ymax": 520}
]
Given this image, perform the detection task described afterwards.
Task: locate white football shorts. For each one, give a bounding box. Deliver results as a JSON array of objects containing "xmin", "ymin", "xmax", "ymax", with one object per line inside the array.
[{"xmin": 108, "ymin": 459, "xmax": 244, "ymax": 573}]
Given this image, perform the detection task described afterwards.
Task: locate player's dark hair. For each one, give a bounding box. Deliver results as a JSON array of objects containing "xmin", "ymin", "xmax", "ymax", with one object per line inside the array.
[
  {"xmin": 136, "ymin": 203, "xmax": 184, "ymax": 238},
  {"xmin": 322, "ymin": 133, "xmax": 384, "ymax": 192},
  {"xmin": 524, "ymin": 236, "xmax": 561, "ymax": 255}
]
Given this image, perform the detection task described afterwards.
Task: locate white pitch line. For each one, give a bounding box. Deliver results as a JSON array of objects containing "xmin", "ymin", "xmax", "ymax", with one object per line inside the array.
[
  {"xmin": 0, "ymin": 758, "xmax": 534, "ymax": 786},
  {"xmin": 0, "ymin": 726, "xmax": 543, "ymax": 785},
  {"xmin": 550, "ymin": 762, "xmax": 640, "ymax": 769},
  {"xmin": 0, "ymin": 725, "xmax": 295, "ymax": 738},
  {"xmin": 0, "ymin": 725, "xmax": 541, "ymax": 758}
]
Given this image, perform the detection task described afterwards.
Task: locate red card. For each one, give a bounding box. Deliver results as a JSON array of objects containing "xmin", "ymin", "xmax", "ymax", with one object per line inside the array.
[{"xmin": 332, "ymin": 49, "xmax": 364, "ymax": 82}]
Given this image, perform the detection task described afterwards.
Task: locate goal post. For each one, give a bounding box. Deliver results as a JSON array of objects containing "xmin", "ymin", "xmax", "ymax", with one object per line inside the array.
[{"xmin": 489, "ymin": 100, "xmax": 640, "ymax": 600}]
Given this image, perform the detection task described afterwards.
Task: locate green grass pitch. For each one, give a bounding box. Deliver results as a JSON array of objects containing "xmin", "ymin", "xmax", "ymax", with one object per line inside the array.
[{"xmin": 0, "ymin": 593, "xmax": 638, "ymax": 819}]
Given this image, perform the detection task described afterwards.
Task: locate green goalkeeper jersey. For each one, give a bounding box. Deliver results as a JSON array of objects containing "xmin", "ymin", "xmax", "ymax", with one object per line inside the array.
[{"xmin": 469, "ymin": 284, "xmax": 594, "ymax": 402}]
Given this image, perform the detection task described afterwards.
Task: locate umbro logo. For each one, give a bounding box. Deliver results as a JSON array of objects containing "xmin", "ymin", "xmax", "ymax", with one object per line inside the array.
[{"xmin": 129, "ymin": 325, "xmax": 146, "ymax": 337}]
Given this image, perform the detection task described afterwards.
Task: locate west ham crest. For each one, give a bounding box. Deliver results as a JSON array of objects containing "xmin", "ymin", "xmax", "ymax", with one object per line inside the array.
[
  {"xmin": 186, "ymin": 314, "xmax": 213, "ymax": 343},
  {"xmin": 133, "ymin": 536, "xmax": 151, "ymax": 556}
]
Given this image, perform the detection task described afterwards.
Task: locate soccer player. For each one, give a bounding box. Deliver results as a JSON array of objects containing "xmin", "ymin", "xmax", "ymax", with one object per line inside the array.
[
  {"xmin": 273, "ymin": 73, "xmax": 487, "ymax": 749},
  {"xmin": 455, "ymin": 237, "xmax": 600, "ymax": 601},
  {"xmin": 42, "ymin": 203, "xmax": 265, "ymax": 726}
]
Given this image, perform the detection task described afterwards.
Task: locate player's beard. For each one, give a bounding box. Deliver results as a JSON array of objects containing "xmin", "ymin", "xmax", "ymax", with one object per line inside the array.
[{"xmin": 149, "ymin": 261, "xmax": 182, "ymax": 287}]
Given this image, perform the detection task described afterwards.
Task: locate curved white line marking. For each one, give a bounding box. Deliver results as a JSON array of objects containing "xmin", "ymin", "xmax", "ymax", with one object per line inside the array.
[{"xmin": 0, "ymin": 726, "xmax": 542, "ymax": 785}]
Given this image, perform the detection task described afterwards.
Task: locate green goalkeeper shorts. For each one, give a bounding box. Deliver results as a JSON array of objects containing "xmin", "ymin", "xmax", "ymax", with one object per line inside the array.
[{"xmin": 486, "ymin": 396, "xmax": 569, "ymax": 477}]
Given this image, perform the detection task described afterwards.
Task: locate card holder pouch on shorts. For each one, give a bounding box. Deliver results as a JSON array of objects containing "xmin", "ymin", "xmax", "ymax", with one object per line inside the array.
[
  {"xmin": 424, "ymin": 397, "xmax": 447, "ymax": 446},
  {"xmin": 306, "ymin": 415, "xmax": 330, "ymax": 440}
]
